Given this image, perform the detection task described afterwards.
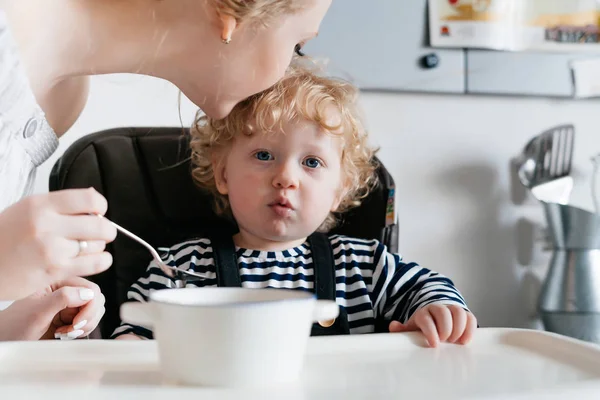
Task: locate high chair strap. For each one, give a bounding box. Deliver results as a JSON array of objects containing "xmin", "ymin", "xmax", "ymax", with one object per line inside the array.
[
  {"xmin": 307, "ymin": 232, "xmax": 335, "ymax": 301},
  {"xmin": 308, "ymin": 233, "xmax": 350, "ymax": 336},
  {"xmin": 211, "ymin": 233, "xmax": 241, "ymax": 287}
]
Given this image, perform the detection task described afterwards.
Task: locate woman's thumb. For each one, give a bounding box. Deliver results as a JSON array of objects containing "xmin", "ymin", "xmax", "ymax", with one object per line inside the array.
[{"xmin": 43, "ymin": 287, "xmax": 95, "ymax": 314}]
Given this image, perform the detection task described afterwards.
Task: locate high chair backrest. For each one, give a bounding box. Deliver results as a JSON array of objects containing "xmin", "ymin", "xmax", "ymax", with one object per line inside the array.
[{"xmin": 49, "ymin": 127, "xmax": 398, "ymax": 338}]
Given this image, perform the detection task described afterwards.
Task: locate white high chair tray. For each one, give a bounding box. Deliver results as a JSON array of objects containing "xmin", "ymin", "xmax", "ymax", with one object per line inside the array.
[{"xmin": 0, "ymin": 328, "xmax": 599, "ymax": 399}]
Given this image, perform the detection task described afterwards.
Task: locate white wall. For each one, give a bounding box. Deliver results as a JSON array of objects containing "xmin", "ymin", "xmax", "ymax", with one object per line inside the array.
[{"xmin": 34, "ymin": 74, "xmax": 600, "ymax": 330}]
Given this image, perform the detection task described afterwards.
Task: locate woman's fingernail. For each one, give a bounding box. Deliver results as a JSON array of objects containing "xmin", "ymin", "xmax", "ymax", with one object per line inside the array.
[
  {"xmin": 73, "ymin": 320, "xmax": 87, "ymax": 330},
  {"xmin": 66, "ymin": 329, "xmax": 85, "ymax": 339},
  {"xmin": 79, "ymin": 289, "xmax": 94, "ymax": 301}
]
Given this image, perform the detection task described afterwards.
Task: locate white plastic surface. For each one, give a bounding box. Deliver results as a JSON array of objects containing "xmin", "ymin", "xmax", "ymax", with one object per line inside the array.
[{"xmin": 1, "ymin": 328, "xmax": 600, "ymax": 399}]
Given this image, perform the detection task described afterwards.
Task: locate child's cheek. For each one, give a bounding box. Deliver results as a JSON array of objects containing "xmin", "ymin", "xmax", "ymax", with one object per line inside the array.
[
  {"xmin": 239, "ymin": 170, "xmax": 263, "ymax": 187},
  {"xmin": 232, "ymin": 170, "xmax": 264, "ymax": 201}
]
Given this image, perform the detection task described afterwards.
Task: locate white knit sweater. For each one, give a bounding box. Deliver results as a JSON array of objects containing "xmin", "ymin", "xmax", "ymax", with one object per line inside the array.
[{"xmin": 0, "ymin": 10, "xmax": 58, "ymax": 211}]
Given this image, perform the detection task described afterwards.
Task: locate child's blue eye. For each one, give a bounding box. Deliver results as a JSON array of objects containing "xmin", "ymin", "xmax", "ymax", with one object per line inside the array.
[
  {"xmin": 255, "ymin": 151, "xmax": 272, "ymax": 161},
  {"xmin": 303, "ymin": 157, "xmax": 321, "ymax": 169}
]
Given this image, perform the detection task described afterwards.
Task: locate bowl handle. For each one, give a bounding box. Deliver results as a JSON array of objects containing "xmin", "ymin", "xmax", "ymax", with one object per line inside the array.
[{"xmin": 312, "ymin": 300, "xmax": 340, "ymax": 324}]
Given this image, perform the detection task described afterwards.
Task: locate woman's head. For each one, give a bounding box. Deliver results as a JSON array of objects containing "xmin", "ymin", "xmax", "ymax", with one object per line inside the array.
[
  {"xmin": 161, "ymin": 0, "xmax": 332, "ymax": 119},
  {"xmin": 190, "ymin": 61, "xmax": 379, "ymax": 235}
]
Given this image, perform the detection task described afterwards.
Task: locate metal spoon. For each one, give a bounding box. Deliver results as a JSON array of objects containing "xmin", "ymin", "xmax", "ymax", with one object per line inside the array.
[{"xmin": 94, "ymin": 214, "xmax": 204, "ymax": 281}]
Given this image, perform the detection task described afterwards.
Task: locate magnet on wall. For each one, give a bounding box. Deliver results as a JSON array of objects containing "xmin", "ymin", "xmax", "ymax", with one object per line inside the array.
[{"xmin": 420, "ymin": 53, "xmax": 440, "ymax": 69}]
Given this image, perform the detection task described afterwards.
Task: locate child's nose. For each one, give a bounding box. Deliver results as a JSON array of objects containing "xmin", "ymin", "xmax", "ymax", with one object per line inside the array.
[{"xmin": 272, "ymin": 164, "xmax": 299, "ymax": 189}]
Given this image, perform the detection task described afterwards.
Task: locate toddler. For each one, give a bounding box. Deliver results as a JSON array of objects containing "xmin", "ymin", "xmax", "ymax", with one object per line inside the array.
[{"xmin": 112, "ymin": 63, "xmax": 477, "ymax": 347}]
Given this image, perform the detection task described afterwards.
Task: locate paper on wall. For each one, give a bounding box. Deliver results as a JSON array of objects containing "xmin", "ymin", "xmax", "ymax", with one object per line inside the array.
[
  {"xmin": 428, "ymin": 0, "xmax": 600, "ymax": 53},
  {"xmin": 570, "ymin": 58, "xmax": 600, "ymax": 98}
]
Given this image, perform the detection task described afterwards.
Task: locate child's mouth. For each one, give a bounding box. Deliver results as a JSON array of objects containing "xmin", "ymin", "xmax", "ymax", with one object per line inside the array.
[
  {"xmin": 270, "ymin": 204, "xmax": 292, "ymax": 217},
  {"xmin": 269, "ymin": 198, "xmax": 294, "ymax": 217}
]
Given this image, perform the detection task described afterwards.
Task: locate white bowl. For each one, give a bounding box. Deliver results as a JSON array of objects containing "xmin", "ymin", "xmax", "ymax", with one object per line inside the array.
[{"xmin": 120, "ymin": 287, "xmax": 339, "ymax": 387}]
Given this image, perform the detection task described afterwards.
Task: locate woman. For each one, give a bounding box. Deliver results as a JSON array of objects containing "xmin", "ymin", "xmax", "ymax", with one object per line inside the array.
[{"xmin": 0, "ymin": 0, "xmax": 332, "ymax": 339}]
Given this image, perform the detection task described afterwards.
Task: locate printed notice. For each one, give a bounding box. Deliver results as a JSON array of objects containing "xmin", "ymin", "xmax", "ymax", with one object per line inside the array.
[{"xmin": 429, "ymin": 0, "xmax": 600, "ymax": 53}]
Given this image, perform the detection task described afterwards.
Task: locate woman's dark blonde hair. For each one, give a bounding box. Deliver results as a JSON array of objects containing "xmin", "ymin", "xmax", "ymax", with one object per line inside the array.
[
  {"xmin": 190, "ymin": 61, "xmax": 379, "ymax": 231},
  {"xmin": 213, "ymin": 0, "xmax": 307, "ymax": 25}
]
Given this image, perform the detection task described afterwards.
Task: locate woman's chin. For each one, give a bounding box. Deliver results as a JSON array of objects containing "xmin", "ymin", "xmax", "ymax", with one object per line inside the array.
[{"xmin": 198, "ymin": 100, "xmax": 237, "ymax": 120}]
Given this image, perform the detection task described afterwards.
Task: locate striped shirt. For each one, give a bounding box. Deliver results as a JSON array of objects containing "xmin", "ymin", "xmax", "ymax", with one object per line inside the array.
[{"xmin": 112, "ymin": 235, "xmax": 468, "ymax": 339}]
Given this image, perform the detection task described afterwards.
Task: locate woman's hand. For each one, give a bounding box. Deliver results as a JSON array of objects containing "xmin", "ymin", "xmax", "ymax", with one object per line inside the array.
[
  {"xmin": 389, "ymin": 304, "xmax": 477, "ymax": 347},
  {"xmin": 0, "ymin": 188, "xmax": 117, "ymax": 300},
  {"xmin": 0, "ymin": 277, "xmax": 105, "ymax": 341}
]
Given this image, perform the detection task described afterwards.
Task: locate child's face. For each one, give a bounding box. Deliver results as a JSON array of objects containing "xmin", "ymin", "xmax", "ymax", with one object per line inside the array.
[{"xmin": 215, "ymin": 117, "xmax": 345, "ymax": 249}]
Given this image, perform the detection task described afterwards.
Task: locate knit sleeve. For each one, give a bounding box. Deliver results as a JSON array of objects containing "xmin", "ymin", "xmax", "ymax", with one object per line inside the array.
[{"xmin": 369, "ymin": 243, "xmax": 469, "ymax": 324}]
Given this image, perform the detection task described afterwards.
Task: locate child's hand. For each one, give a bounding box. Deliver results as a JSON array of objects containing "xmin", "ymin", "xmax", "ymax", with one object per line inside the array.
[{"xmin": 388, "ymin": 304, "xmax": 477, "ymax": 347}]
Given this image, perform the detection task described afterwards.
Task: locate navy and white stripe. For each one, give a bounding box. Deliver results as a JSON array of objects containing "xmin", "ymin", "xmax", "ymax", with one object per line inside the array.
[{"xmin": 112, "ymin": 235, "xmax": 468, "ymax": 339}]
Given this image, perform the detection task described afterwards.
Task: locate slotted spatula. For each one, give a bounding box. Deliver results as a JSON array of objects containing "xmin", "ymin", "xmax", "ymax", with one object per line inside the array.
[{"xmin": 516, "ymin": 124, "xmax": 575, "ymax": 204}]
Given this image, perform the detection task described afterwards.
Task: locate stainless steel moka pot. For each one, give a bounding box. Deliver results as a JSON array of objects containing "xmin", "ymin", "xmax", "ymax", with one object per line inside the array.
[{"xmin": 538, "ymin": 202, "xmax": 600, "ymax": 343}]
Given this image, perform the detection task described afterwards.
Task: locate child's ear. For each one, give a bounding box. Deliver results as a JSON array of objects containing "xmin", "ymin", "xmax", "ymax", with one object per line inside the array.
[
  {"xmin": 330, "ymin": 199, "xmax": 341, "ymax": 213},
  {"xmin": 330, "ymin": 186, "xmax": 348, "ymax": 212},
  {"xmin": 212, "ymin": 156, "xmax": 229, "ymax": 195}
]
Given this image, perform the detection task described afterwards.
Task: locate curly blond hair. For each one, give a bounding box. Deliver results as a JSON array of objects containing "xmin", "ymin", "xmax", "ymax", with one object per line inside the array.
[
  {"xmin": 190, "ymin": 61, "xmax": 379, "ymax": 231},
  {"xmin": 213, "ymin": 0, "xmax": 306, "ymax": 26}
]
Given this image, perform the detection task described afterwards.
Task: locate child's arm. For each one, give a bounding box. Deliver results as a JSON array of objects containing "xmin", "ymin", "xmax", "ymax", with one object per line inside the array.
[
  {"xmin": 110, "ymin": 239, "xmax": 214, "ymax": 339},
  {"xmin": 110, "ymin": 259, "xmax": 182, "ymax": 340},
  {"xmin": 114, "ymin": 333, "xmax": 143, "ymax": 340},
  {"xmin": 370, "ymin": 244, "xmax": 476, "ymax": 347}
]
